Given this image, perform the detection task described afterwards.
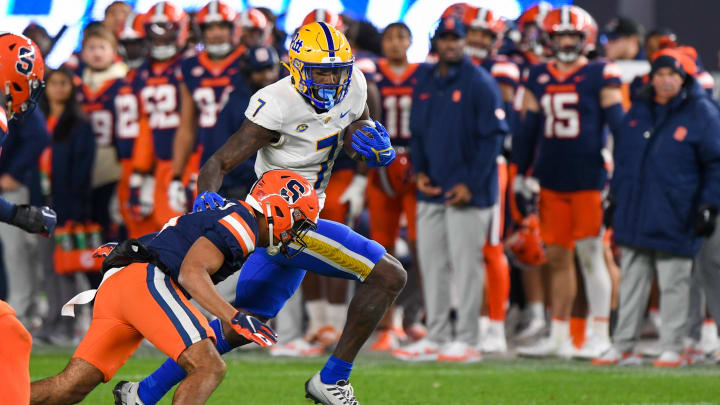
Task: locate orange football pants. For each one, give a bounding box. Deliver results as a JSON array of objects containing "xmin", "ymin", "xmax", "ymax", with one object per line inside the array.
[
  {"xmin": 538, "ymin": 188, "xmax": 603, "ymax": 249},
  {"xmin": 73, "ymin": 263, "xmax": 214, "ymax": 381},
  {"xmin": 367, "ymin": 155, "xmax": 417, "ymax": 248},
  {"xmin": 321, "ymin": 169, "xmax": 354, "ymax": 222},
  {"xmin": 0, "ymin": 300, "xmax": 31, "ymax": 404},
  {"xmin": 484, "ymin": 157, "xmax": 510, "ymax": 321}
]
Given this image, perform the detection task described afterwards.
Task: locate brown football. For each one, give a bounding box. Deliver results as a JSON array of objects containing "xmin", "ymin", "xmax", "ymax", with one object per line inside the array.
[{"xmin": 343, "ymin": 119, "xmax": 375, "ymax": 157}]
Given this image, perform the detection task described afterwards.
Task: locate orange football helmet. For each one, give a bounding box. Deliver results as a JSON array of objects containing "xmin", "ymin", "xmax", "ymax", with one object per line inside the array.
[
  {"xmin": 196, "ymin": 0, "xmax": 237, "ymax": 57},
  {"xmin": 516, "ymin": 2, "xmax": 553, "ymax": 56},
  {"xmin": 118, "ymin": 12, "xmax": 146, "ymax": 40},
  {"xmin": 144, "ymin": 1, "xmax": 189, "ymax": 60},
  {"xmin": 465, "ymin": 7, "xmax": 506, "ymax": 59},
  {"xmin": 543, "ymin": 5, "xmax": 597, "ymax": 62},
  {"xmin": 236, "ymin": 8, "xmax": 270, "ymax": 47},
  {"xmin": 196, "ymin": 0, "xmax": 237, "ymax": 25},
  {"xmin": 0, "ymin": 33, "xmax": 44, "ymax": 119},
  {"xmin": 507, "ymin": 215, "xmax": 547, "ymax": 267},
  {"xmin": 302, "ymin": 9, "xmax": 345, "ymax": 32},
  {"xmin": 441, "ymin": 3, "xmax": 475, "ymax": 25},
  {"xmin": 117, "ymin": 13, "xmax": 148, "ymax": 69},
  {"xmin": 245, "ymin": 170, "xmax": 319, "ymax": 258}
]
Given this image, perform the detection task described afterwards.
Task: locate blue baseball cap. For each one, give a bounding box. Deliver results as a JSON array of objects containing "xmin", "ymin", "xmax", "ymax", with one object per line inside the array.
[
  {"xmin": 433, "ymin": 16, "xmax": 466, "ymax": 40},
  {"xmin": 244, "ymin": 46, "xmax": 280, "ymax": 72}
]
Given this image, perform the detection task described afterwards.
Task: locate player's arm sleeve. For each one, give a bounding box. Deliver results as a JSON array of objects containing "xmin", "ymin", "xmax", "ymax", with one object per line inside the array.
[
  {"xmin": 244, "ymin": 88, "xmax": 284, "ymax": 131},
  {"xmin": 131, "ymin": 113, "xmax": 155, "ymax": 173},
  {"xmin": 205, "ymin": 205, "xmax": 260, "ymax": 262},
  {"xmin": 490, "ymin": 61, "xmax": 520, "ymax": 90},
  {"xmin": 697, "ymin": 103, "xmax": 720, "ymax": 208},
  {"xmin": 602, "ymin": 62, "xmax": 623, "ymax": 88}
]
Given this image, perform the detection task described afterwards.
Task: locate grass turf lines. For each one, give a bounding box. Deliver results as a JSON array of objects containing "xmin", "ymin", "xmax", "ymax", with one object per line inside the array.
[{"xmin": 30, "ymin": 346, "xmax": 720, "ymax": 404}]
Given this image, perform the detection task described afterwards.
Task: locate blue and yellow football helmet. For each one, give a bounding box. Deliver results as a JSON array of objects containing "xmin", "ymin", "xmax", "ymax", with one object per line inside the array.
[{"xmin": 285, "ymin": 22, "xmax": 354, "ymax": 110}]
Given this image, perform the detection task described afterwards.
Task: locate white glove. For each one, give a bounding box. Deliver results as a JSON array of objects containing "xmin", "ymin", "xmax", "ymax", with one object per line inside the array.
[
  {"xmin": 168, "ymin": 179, "xmax": 188, "ymax": 213},
  {"xmin": 140, "ymin": 175, "xmax": 155, "ymax": 216},
  {"xmin": 339, "ymin": 174, "xmax": 368, "ymax": 227},
  {"xmin": 513, "ymin": 174, "xmax": 540, "ymax": 200}
]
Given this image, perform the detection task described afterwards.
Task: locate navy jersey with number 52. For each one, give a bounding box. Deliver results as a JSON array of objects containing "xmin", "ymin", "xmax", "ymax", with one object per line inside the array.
[
  {"xmin": 146, "ymin": 200, "xmax": 259, "ymax": 298},
  {"xmin": 522, "ymin": 59, "xmax": 621, "ymax": 191}
]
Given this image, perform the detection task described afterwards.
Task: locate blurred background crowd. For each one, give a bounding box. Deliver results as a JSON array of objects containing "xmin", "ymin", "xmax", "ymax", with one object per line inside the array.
[{"xmin": 4, "ymin": 0, "xmax": 720, "ymax": 368}]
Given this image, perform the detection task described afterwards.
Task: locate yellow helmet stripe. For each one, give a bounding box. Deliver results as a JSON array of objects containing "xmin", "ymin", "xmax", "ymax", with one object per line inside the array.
[{"xmin": 318, "ymin": 22, "xmax": 336, "ymax": 57}]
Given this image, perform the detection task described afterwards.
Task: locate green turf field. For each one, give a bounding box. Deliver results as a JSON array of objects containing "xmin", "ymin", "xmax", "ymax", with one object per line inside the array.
[{"xmin": 30, "ymin": 345, "xmax": 720, "ymax": 404}]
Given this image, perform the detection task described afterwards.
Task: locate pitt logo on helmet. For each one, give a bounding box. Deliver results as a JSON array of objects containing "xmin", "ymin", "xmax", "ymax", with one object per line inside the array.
[{"xmin": 284, "ymin": 22, "xmax": 354, "ymax": 110}]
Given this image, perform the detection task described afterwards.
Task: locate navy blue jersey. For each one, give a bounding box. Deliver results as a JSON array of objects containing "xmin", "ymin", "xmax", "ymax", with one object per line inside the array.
[
  {"xmin": 147, "ymin": 200, "xmax": 258, "ymax": 297},
  {"xmin": 523, "ymin": 59, "xmax": 622, "ymax": 191},
  {"xmin": 78, "ymin": 75, "xmax": 139, "ymax": 160},
  {"xmin": 133, "ymin": 54, "xmax": 185, "ymax": 161},
  {"xmin": 373, "ymin": 58, "xmax": 422, "ymax": 150},
  {"xmin": 179, "ymin": 48, "xmax": 247, "ymax": 149}
]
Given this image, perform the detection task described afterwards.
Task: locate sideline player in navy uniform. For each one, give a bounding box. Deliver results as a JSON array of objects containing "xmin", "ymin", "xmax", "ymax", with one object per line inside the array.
[{"xmin": 512, "ymin": 5, "xmax": 624, "ymax": 359}]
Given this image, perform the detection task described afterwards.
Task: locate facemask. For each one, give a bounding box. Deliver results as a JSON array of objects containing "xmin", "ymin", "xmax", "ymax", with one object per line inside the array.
[
  {"xmin": 151, "ymin": 44, "xmax": 177, "ymax": 61},
  {"xmin": 206, "ymin": 42, "xmax": 231, "ymax": 58},
  {"xmin": 464, "ymin": 46, "xmax": 489, "ymax": 60}
]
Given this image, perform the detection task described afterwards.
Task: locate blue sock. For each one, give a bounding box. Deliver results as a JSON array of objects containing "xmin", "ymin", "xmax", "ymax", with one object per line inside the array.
[
  {"xmin": 138, "ymin": 358, "xmax": 186, "ymax": 405},
  {"xmin": 0, "ymin": 197, "xmax": 16, "ymax": 222},
  {"xmin": 209, "ymin": 318, "xmax": 234, "ymax": 355},
  {"xmin": 320, "ymin": 355, "xmax": 353, "ymax": 384},
  {"xmin": 138, "ymin": 319, "xmax": 234, "ymax": 404}
]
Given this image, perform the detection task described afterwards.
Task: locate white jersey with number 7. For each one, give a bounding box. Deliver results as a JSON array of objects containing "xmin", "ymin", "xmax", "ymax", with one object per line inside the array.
[{"xmin": 243, "ymin": 66, "xmax": 367, "ymax": 209}]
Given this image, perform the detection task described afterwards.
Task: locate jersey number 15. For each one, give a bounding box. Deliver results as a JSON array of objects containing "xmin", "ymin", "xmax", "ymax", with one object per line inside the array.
[{"xmin": 540, "ymin": 92, "xmax": 579, "ymax": 139}]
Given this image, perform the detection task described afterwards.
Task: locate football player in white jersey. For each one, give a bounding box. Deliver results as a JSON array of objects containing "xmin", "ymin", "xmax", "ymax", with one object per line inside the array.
[{"xmin": 119, "ymin": 22, "xmax": 404, "ymax": 405}]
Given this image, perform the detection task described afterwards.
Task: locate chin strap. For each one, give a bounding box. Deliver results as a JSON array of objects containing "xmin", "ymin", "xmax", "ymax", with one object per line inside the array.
[{"xmin": 264, "ymin": 202, "xmax": 280, "ymax": 255}]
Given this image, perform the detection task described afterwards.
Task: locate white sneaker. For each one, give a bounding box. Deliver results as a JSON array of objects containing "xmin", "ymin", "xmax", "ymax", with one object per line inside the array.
[
  {"xmin": 392, "ymin": 338, "xmax": 441, "ymax": 361},
  {"xmin": 515, "ymin": 318, "xmax": 546, "ymax": 341},
  {"xmin": 517, "ymin": 337, "xmax": 575, "ymax": 359},
  {"xmin": 640, "ymin": 342, "xmax": 662, "ymax": 358},
  {"xmin": 574, "ymin": 335, "xmax": 611, "ymax": 360},
  {"xmin": 480, "ymin": 322, "xmax": 507, "ymax": 354},
  {"xmin": 113, "ymin": 381, "xmax": 144, "ymax": 405},
  {"xmin": 270, "ymin": 338, "xmax": 324, "ymax": 357},
  {"xmin": 700, "ymin": 321, "xmax": 719, "ymax": 355},
  {"xmin": 683, "ymin": 340, "xmax": 706, "ymax": 365},
  {"xmin": 653, "ymin": 351, "xmax": 684, "ymax": 367},
  {"xmin": 437, "ymin": 341, "xmax": 482, "ymax": 363},
  {"xmin": 305, "ymin": 372, "xmax": 358, "ymax": 405},
  {"xmin": 592, "ymin": 347, "xmax": 642, "ymax": 366}
]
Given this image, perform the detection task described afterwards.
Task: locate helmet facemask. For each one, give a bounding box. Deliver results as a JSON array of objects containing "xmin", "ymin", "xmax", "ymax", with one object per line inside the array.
[
  {"xmin": 202, "ymin": 22, "xmax": 234, "ymax": 58},
  {"xmin": 147, "ymin": 22, "xmax": 181, "ymax": 61},
  {"xmin": 297, "ymin": 62, "xmax": 353, "ymax": 110},
  {"xmin": 5, "ymin": 77, "xmax": 44, "ymax": 120},
  {"xmin": 464, "ymin": 28, "xmax": 497, "ymax": 60},
  {"xmin": 549, "ymin": 31, "xmax": 585, "ymax": 63},
  {"xmin": 264, "ymin": 204, "xmax": 317, "ymax": 258}
]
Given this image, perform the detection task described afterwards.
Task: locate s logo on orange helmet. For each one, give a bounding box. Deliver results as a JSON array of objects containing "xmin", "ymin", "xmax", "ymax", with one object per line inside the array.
[{"xmin": 15, "ymin": 46, "xmax": 35, "ymax": 76}]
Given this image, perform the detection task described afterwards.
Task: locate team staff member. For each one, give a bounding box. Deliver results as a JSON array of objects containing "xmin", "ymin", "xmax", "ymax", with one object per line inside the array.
[
  {"xmin": 595, "ymin": 49, "xmax": 720, "ymax": 367},
  {"xmin": 394, "ymin": 16, "xmax": 507, "ymax": 363}
]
